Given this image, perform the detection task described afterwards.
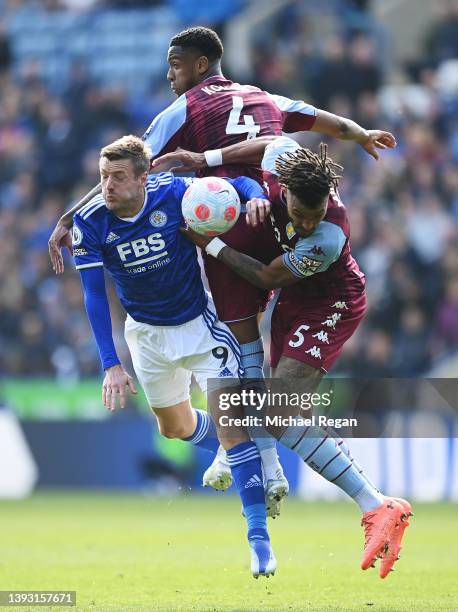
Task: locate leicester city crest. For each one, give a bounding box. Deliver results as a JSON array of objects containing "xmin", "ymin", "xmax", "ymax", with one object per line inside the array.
[
  {"xmin": 72, "ymin": 225, "xmax": 83, "ymax": 246},
  {"xmin": 150, "ymin": 210, "xmax": 167, "ymax": 228}
]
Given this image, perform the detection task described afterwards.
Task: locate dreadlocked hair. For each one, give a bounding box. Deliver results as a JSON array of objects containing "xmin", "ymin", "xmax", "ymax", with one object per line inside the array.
[{"xmin": 275, "ymin": 143, "xmax": 343, "ymax": 209}]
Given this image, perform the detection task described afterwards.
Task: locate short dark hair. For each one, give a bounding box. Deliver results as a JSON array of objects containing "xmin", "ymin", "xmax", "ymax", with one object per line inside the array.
[
  {"xmin": 170, "ymin": 26, "xmax": 223, "ymax": 62},
  {"xmin": 276, "ymin": 144, "xmax": 343, "ymax": 209}
]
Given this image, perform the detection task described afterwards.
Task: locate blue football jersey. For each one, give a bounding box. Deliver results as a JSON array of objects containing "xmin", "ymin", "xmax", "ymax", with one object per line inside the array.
[{"xmin": 72, "ymin": 173, "xmax": 207, "ymax": 326}]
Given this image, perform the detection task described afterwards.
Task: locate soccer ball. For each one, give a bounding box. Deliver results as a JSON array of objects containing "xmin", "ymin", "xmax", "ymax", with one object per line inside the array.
[{"xmin": 181, "ymin": 177, "xmax": 241, "ymax": 236}]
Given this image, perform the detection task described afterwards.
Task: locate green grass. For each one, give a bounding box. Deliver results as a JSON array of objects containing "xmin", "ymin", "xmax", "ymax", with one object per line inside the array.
[{"xmin": 0, "ymin": 494, "xmax": 457, "ymax": 611}]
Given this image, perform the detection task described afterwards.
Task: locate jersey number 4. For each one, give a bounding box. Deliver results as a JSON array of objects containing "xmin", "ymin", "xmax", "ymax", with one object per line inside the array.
[{"xmin": 226, "ymin": 96, "xmax": 260, "ymax": 140}]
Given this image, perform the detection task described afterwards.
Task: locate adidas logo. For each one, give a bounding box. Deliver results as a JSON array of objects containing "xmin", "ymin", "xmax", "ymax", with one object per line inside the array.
[
  {"xmin": 218, "ymin": 367, "xmax": 234, "ymax": 378},
  {"xmin": 245, "ymin": 474, "xmax": 263, "ymax": 488},
  {"xmin": 106, "ymin": 231, "xmax": 120, "ymax": 244}
]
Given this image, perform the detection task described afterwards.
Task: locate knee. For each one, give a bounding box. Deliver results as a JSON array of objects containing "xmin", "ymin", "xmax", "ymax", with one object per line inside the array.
[{"xmin": 157, "ymin": 422, "xmax": 190, "ymax": 440}]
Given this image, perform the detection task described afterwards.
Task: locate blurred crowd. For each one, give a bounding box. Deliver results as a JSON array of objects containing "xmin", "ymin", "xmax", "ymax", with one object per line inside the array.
[
  {"xmin": 0, "ymin": 1, "xmax": 457, "ymax": 379},
  {"xmin": 253, "ymin": 0, "xmax": 458, "ymax": 377}
]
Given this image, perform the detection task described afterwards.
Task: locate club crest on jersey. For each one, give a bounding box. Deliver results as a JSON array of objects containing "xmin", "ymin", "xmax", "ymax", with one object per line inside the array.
[
  {"xmin": 286, "ymin": 222, "xmax": 296, "ymax": 239},
  {"xmin": 72, "ymin": 225, "xmax": 83, "ymax": 246},
  {"xmin": 149, "ymin": 211, "xmax": 167, "ymax": 228}
]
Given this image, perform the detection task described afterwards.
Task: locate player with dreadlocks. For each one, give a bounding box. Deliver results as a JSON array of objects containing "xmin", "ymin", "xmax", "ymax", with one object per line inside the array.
[{"xmin": 180, "ymin": 136, "xmax": 413, "ymax": 579}]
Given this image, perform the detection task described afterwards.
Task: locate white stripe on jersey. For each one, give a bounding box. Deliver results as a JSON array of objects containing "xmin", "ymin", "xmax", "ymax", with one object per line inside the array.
[
  {"xmin": 146, "ymin": 174, "xmax": 173, "ymax": 192},
  {"xmin": 267, "ymin": 92, "xmax": 316, "ymax": 116},
  {"xmin": 79, "ymin": 195, "xmax": 104, "ymax": 216},
  {"xmin": 75, "ymin": 261, "xmax": 104, "ymax": 270},
  {"xmin": 81, "ymin": 202, "xmax": 106, "ymax": 220}
]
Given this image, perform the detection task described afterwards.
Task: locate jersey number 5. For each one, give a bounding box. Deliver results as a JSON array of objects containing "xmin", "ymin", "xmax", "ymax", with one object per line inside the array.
[
  {"xmin": 288, "ymin": 324, "xmax": 310, "ymax": 348},
  {"xmin": 226, "ymin": 96, "xmax": 261, "ymax": 140}
]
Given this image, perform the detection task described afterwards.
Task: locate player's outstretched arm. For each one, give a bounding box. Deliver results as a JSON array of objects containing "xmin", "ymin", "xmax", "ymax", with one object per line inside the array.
[
  {"xmin": 152, "ymin": 136, "xmax": 278, "ymax": 172},
  {"xmin": 180, "ymin": 227, "xmax": 296, "ymax": 290},
  {"xmin": 79, "ymin": 266, "xmax": 137, "ymax": 411},
  {"xmin": 311, "ymin": 110, "xmax": 397, "ymax": 160},
  {"xmin": 48, "ymin": 182, "xmax": 102, "ymax": 274}
]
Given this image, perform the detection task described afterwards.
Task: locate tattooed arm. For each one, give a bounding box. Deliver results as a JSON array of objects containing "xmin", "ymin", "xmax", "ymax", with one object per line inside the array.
[
  {"xmin": 180, "ymin": 227, "xmax": 297, "ymax": 290},
  {"xmin": 311, "ymin": 109, "xmax": 396, "ymax": 160}
]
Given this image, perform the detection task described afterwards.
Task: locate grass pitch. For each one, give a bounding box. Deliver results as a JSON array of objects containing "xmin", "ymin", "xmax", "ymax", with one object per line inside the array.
[{"xmin": 0, "ymin": 493, "xmax": 457, "ymax": 611}]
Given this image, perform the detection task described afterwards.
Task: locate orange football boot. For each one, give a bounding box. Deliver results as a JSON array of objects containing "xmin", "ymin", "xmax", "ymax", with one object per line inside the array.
[
  {"xmin": 361, "ymin": 497, "xmax": 404, "ymax": 572},
  {"xmin": 379, "ymin": 497, "xmax": 413, "ymax": 579}
]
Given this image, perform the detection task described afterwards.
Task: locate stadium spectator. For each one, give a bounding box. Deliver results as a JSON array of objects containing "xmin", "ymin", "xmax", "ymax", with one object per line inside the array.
[{"xmin": 0, "ymin": 3, "xmax": 457, "ymax": 379}]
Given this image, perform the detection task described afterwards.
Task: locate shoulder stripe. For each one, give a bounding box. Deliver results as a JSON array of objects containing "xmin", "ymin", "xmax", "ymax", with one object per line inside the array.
[
  {"xmin": 142, "ymin": 95, "xmax": 187, "ymax": 157},
  {"xmin": 81, "ymin": 202, "xmax": 106, "ymax": 220},
  {"xmin": 267, "ymin": 93, "xmax": 316, "ymax": 116},
  {"xmin": 147, "ymin": 173, "xmax": 173, "ymax": 185},
  {"xmin": 146, "ymin": 180, "xmax": 173, "ymax": 191},
  {"xmin": 79, "ymin": 195, "xmax": 105, "ymax": 216},
  {"xmin": 75, "ymin": 262, "xmax": 104, "ymax": 270}
]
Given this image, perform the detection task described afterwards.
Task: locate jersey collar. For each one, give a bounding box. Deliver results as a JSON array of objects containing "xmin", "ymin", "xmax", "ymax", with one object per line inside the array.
[{"xmin": 115, "ymin": 189, "xmax": 148, "ymax": 223}]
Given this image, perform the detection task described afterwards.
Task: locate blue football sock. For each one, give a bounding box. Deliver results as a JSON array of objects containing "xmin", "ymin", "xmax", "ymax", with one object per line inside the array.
[
  {"xmin": 280, "ymin": 424, "xmax": 383, "ymax": 513},
  {"xmin": 183, "ymin": 409, "xmax": 219, "ymax": 454},
  {"xmin": 240, "ymin": 339, "xmax": 280, "ymax": 482},
  {"xmin": 227, "ymin": 441, "xmax": 268, "ymax": 541}
]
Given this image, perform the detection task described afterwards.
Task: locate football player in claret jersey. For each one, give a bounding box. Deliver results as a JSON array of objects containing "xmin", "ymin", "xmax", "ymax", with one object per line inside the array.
[
  {"xmin": 74, "ymin": 135, "xmax": 276, "ymax": 577},
  {"xmin": 180, "ymin": 136, "xmax": 413, "ymax": 579},
  {"xmin": 48, "ymin": 25, "xmax": 396, "ymax": 515}
]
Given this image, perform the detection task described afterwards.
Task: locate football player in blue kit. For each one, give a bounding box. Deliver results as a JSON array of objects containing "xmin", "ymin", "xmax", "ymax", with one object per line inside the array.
[{"xmin": 73, "ymin": 134, "xmax": 275, "ymax": 578}]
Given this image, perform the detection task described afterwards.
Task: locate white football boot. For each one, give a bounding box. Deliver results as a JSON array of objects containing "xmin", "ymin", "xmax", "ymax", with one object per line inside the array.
[
  {"xmin": 249, "ymin": 538, "xmax": 277, "ymax": 578},
  {"xmin": 202, "ymin": 445, "xmax": 232, "ymax": 491}
]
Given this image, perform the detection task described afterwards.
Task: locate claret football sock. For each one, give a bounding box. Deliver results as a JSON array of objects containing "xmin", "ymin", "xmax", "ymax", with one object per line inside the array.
[
  {"xmin": 226, "ymin": 441, "xmax": 268, "ymax": 541},
  {"xmin": 279, "ymin": 424, "xmax": 383, "ymax": 513},
  {"xmin": 183, "ymin": 408, "xmax": 219, "ymax": 454}
]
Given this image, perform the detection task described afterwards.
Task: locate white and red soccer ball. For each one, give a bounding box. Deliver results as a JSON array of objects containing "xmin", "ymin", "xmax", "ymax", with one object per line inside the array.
[{"xmin": 181, "ymin": 177, "xmax": 241, "ymax": 236}]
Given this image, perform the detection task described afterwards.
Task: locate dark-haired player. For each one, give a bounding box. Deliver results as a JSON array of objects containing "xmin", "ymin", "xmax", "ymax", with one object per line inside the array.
[
  {"xmin": 48, "ymin": 26, "xmax": 396, "ymax": 513},
  {"xmin": 178, "ymin": 135, "xmax": 412, "ymax": 579}
]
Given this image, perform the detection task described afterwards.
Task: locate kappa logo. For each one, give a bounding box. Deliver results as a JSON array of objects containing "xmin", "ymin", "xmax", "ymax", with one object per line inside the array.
[
  {"xmin": 308, "ymin": 245, "xmax": 325, "ymax": 256},
  {"xmin": 245, "ymin": 474, "xmax": 263, "ymax": 488},
  {"xmin": 312, "ymin": 331, "xmax": 329, "ymax": 344},
  {"xmin": 332, "ymin": 301, "xmax": 348, "ymax": 310},
  {"xmin": 305, "ymin": 346, "xmax": 322, "ymax": 359},
  {"xmin": 106, "ymin": 232, "xmax": 120, "ymax": 244},
  {"xmin": 150, "ymin": 210, "xmax": 167, "ymax": 228},
  {"xmin": 321, "ymin": 313, "xmax": 342, "ymax": 329},
  {"xmin": 218, "ymin": 367, "xmax": 234, "ymax": 378}
]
